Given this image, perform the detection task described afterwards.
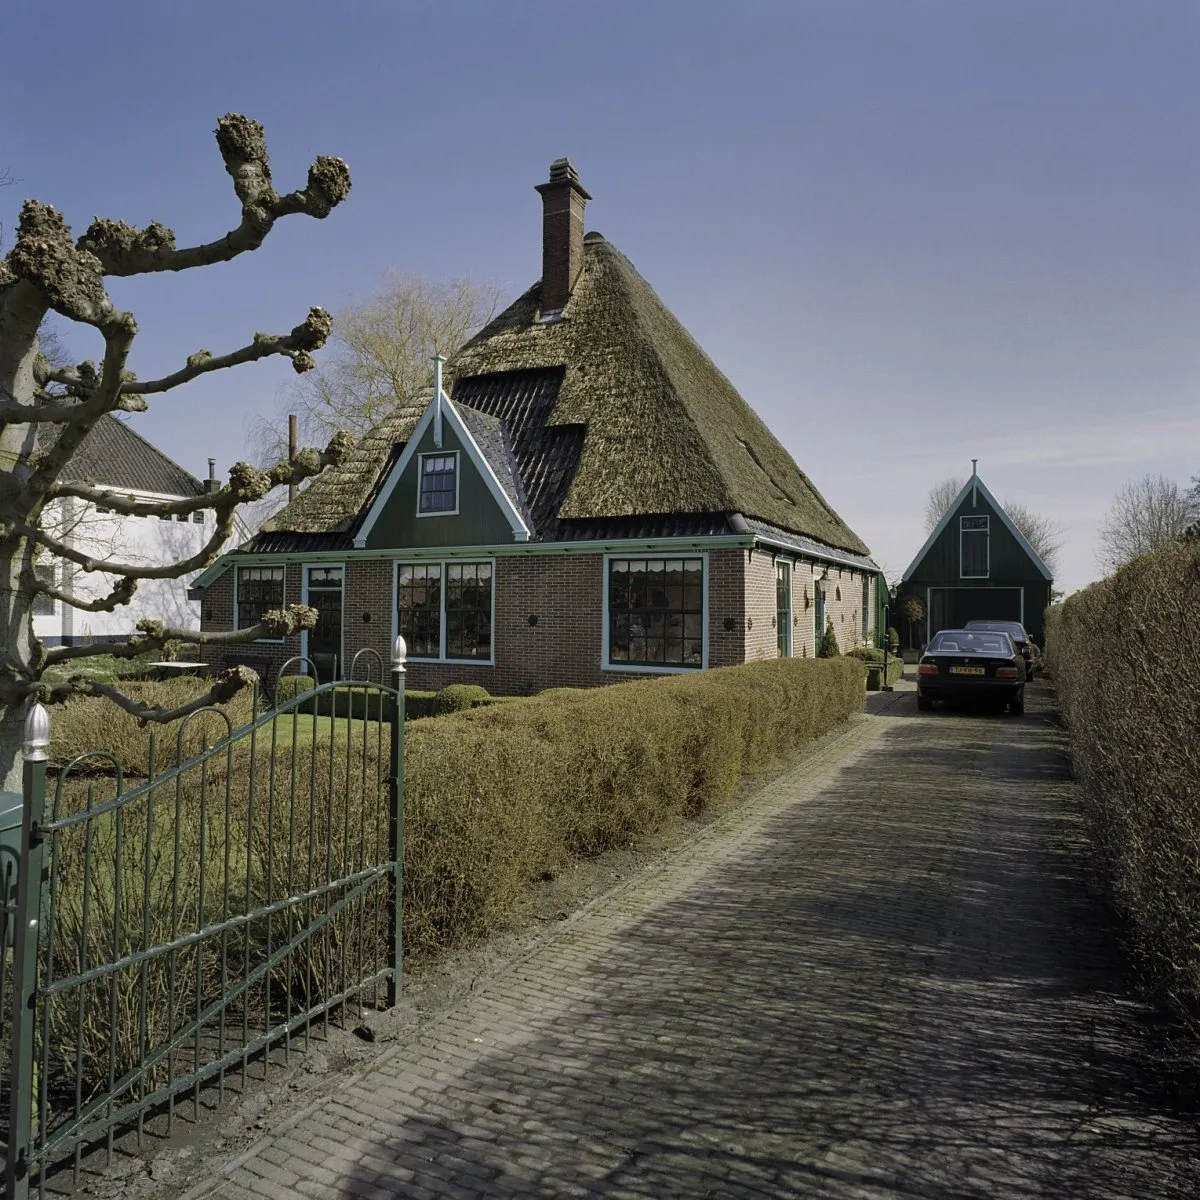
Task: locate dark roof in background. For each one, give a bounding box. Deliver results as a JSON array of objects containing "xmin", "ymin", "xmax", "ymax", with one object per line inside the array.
[
  {"xmin": 38, "ymin": 413, "xmax": 204, "ymax": 497},
  {"xmin": 262, "ymin": 235, "xmax": 870, "ymax": 559}
]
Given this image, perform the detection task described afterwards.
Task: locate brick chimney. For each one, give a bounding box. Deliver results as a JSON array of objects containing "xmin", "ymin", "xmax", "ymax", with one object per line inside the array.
[{"xmin": 534, "ymin": 158, "xmax": 591, "ymax": 315}]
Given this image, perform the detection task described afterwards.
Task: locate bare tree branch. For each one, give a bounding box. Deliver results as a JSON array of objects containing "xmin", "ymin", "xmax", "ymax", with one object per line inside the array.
[
  {"xmin": 42, "ymin": 665, "xmax": 262, "ymax": 724},
  {"xmin": 122, "ymin": 307, "xmax": 333, "ymax": 395},
  {"xmin": 77, "ymin": 115, "xmax": 350, "ymax": 277},
  {"xmin": 28, "ymin": 571, "xmax": 137, "ymax": 613},
  {"xmin": 42, "ymin": 606, "xmax": 318, "ymax": 670},
  {"xmin": 16, "ymin": 508, "xmax": 236, "ymax": 579},
  {"xmin": 47, "ymin": 432, "xmax": 353, "ymax": 517},
  {"xmin": 1097, "ymin": 474, "xmax": 1200, "ymax": 573}
]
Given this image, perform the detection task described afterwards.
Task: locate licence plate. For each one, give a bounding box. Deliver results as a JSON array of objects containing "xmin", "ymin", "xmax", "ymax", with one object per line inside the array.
[{"xmin": 950, "ymin": 666, "xmax": 985, "ymax": 676}]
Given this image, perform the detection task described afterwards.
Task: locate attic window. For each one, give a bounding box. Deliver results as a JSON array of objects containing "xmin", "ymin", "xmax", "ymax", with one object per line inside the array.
[
  {"xmin": 417, "ymin": 453, "xmax": 458, "ymax": 516},
  {"xmin": 960, "ymin": 515, "xmax": 989, "ymax": 579}
]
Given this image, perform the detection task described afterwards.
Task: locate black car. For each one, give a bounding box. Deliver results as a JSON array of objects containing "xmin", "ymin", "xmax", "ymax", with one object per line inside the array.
[
  {"xmin": 917, "ymin": 628, "xmax": 1026, "ymax": 714},
  {"xmin": 964, "ymin": 620, "xmax": 1035, "ymax": 680}
]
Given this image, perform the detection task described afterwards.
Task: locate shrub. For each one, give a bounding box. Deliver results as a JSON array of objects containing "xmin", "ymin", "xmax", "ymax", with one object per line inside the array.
[
  {"xmin": 431, "ymin": 683, "xmax": 491, "ymax": 715},
  {"xmin": 274, "ymin": 673, "xmax": 317, "ymax": 706},
  {"xmin": 1049, "ymin": 541, "xmax": 1200, "ymax": 1038},
  {"xmin": 817, "ymin": 618, "xmax": 840, "ymax": 658}
]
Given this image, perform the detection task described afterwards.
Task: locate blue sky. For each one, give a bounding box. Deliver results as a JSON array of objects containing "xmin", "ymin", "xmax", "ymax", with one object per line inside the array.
[{"xmin": 3, "ymin": 0, "xmax": 1196, "ymax": 595}]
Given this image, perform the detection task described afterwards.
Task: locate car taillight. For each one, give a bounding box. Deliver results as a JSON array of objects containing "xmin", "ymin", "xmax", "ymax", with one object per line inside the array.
[
  {"xmin": 917, "ymin": 663, "xmax": 939, "ymax": 676},
  {"xmin": 995, "ymin": 666, "xmax": 1020, "ymax": 679}
]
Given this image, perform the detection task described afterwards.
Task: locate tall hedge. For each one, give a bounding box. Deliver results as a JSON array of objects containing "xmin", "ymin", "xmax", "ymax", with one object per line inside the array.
[{"xmin": 1048, "ymin": 540, "xmax": 1200, "ymax": 1034}]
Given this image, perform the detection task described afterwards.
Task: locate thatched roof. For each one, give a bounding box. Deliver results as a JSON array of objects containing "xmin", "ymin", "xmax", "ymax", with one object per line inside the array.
[{"xmin": 265, "ymin": 234, "xmax": 869, "ymax": 556}]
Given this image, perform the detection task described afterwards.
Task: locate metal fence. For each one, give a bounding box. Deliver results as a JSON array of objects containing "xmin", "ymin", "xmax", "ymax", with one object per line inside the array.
[{"xmin": 3, "ymin": 647, "xmax": 407, "ymax": 1198}]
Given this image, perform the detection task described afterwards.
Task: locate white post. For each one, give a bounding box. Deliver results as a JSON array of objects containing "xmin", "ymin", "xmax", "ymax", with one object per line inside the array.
[{"xmin": 432, "ymin": 355, "xmax": 447, "ymax": 449}]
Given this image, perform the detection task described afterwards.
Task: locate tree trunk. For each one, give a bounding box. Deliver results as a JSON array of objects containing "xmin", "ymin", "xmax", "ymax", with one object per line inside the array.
[{"xmin": 0, "ymin": 278, "xmax": 51, "ymax": 790}]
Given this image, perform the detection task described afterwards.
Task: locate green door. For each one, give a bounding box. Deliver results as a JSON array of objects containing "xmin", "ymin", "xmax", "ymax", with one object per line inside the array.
[
  {"xmin": 814, "ymin": 581, "xmax": 826, "ymax": 655},
  {"xmin": 305, "ymin": 566, "xmax": 343, "ymax": 683},
  {"xmin": 776, "ymin": 561, "xmax": 792, "ymax": 656}
]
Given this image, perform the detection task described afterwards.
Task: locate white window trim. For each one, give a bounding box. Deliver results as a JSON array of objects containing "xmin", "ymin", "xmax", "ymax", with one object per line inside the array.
[
  {"xmin": 234, "ymin": 564, "xmax": 287, "ymax": 644},
  {"xmin": 392, "ymin": 557, "xmax": 496, "ymax": 666},
  {"xmin": 960, "ymin": 515, "xmax": 990, "ymax": 579},
  {"xmin": 415, "ymin": 451, "xmax": 461, "ymax": 519},
  {"xmin": 774, "ymin": 556, "xmax": 793, "ymax": 657},
  {"xmin": 601, "ymin": 552, "xmax": 709, "ymax": 675},
  {"xmin": 300, "ymin": 562, "xmax": 346, "ymax": 677}
]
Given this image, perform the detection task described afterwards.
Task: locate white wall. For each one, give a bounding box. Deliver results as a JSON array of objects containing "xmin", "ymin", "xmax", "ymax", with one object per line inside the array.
[{"xmin": 32, "ymin": 492, "xmax": 221, "ymax": 644}]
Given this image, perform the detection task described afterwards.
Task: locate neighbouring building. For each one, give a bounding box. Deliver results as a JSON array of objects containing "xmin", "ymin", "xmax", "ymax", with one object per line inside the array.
[
  {"xmin": 896, "ymin": 469, "xmax": 1053, "ymax": 653},
  {"xmin": 33, "ymin": 414, "xmax": 227, "ymax": 645},
  {"xmin": 192, "ymin": 160, "xmax": 880, "ymax": 692}
]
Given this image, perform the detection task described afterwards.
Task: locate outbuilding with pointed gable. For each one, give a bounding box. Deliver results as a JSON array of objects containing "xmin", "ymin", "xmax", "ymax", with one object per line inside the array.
[{"xmin": 896, "ymin": 470, "xmax": 1053, "ymax": 655}]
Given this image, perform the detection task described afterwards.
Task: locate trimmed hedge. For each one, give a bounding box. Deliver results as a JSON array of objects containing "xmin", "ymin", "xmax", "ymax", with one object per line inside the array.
[
  {"xmin": 846, "ymin": 647, "xmax": 905, "ymax": 688},
  {"xmin": 1048, "ymin": 540, "xmax": 1200, "ymax": 1037},
  {"xmin": 401, "ymin": 656, "xmax": 865, "ymax": 952}
]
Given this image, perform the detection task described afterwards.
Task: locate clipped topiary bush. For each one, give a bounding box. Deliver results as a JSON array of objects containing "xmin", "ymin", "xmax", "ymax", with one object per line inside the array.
[
  {"xmin": 274, "ymin": 674, "xmax": 317, "ymax": 707},
  {"xmin": 817, "ymin": 618, "xmax": 840, "ymax": 658},
  {"xmin": 432, "ymin": 683, "xmax": 491, "ymax": 715}
]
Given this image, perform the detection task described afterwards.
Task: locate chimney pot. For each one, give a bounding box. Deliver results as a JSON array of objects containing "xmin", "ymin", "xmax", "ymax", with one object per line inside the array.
[{"xmin": 534, "ymin": 158, "xmax": 591, "ymax": 315}]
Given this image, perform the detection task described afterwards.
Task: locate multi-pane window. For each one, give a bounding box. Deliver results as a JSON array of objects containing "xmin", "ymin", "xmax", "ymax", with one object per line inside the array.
[
  {"xmin": 418, "ymin": 453, "xmax": 457, "ymax": 514},
  {"xmin": 608, "ymin": 557, "xmax": 703, "ymax": 668},
  {"xmin": 960, "ymin": 515, "xmax": 989, "ymax": 578},
  {"xmin": 236, "ymin": 566, "xmax": 285, "ymax": 634},
  {"xmin": 32, "ymin": 564, "xmax": 56, "ymax": 617},
  {"xmin": 776, "ymin": 561, "xmax": 792, "ymax": 657},
  {"xmin": 396, "ymin": 564, "xmax": 443, "ymax": 657},
  {"xmin": 861, "ymin": 574, "xmax": 871, "ymax": 640},
  {"xmin": 397, "ymin": 561, "xmax": 493, "ymax": 660},
  {"xmin": 445, "ymin": 563, "xmax": 493, "ymax": 660}
]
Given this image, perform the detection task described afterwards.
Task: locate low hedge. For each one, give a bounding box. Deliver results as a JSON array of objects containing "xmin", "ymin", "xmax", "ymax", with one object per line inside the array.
[
  {"xmin": 846, "ymin": 647, "xmax": 905, "ymax": 688},
  {"xmin": 401, "ymin": 656, "xmax": 865, "ymax": 952},
  {"xmin": 1048, "ymin": 540, "xmax": 1200, "ymax": 1038}
]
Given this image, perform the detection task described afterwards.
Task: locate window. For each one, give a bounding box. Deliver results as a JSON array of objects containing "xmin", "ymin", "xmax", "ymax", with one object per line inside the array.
[
  {"xmin": 608, "ymin": 557, "xmax": 703, "ymax": 669},
  {"xmin": 861, "ymin": 575, "xmax": 871, "ymax": 640},
  {"xmin": 32, "ymin": 564, "xmax": 56, "ymax": 617},
  {"xmin": 192, "ymin": 511, "xmax": 205, "ymax": 524},
  {"xmin": 236, "ymin": 566, "xmax": 285, "ymax": 637},
  {"xmin": 397, "ymin": 561, "xmax": 493, "ymax": 661},
  {"xmin": 776, "ymin": 561, "xmax": 792, "ymax": 657},
  {"xmin": 445, "ymin": 563, "xmax": 492, "ymax": 660},
  {"xmin": 960, "ymin": 515, "xmax": 989, "ymax": 578},
  {"xmin": 417, "ymin": 453, "xmax": 458, "ymax": 515}
]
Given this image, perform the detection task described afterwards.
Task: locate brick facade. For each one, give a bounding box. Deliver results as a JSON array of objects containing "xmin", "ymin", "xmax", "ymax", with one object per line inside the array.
[{"xmin": 199, "ymin": 547, "xmax": 874, "ymax": 694}]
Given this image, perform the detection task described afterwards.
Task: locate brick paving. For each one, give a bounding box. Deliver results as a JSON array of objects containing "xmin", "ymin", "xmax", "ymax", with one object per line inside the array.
[{"xmin": 182, "ymin": 684, "xmax": 1200, "ymax": 1199}]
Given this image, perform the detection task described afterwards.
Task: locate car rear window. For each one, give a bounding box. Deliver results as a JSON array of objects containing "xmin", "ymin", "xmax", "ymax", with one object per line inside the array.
[
  {"xmin": 930, "ymin": 631, "xmax": 1014, "ymax": 655},
  {"xmin": 965, "ymin": 621, "xmax": 1026, "ymax": 639}
]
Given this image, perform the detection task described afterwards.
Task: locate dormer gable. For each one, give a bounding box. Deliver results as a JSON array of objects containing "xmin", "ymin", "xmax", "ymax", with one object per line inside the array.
[{"xmin": 354, "ymin": 360, "xmax": 530, "ymax": 551}]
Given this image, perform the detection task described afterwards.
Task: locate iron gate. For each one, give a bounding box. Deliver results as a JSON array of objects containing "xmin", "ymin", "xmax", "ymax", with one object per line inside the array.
[{"xmin": 2, "ymin": 649, "xmax": 407, "ymax": 1197}]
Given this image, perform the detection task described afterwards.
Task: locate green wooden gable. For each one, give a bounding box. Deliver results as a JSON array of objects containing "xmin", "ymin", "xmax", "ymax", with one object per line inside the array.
[
  {"xmin": 899, "ymin": 474, "xmax": 1053, "ymax": 648},
  {"xmin": 355, "ymin": 391, "xmax": 530, "ymax": 552}
]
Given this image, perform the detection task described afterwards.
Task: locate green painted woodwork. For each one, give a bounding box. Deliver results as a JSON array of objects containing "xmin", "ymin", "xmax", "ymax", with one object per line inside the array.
[
  {"xmin": 363, "ymin": 421, "xmax": 516, "ymax": 550},
  {"xmin": 901, "ymin": 484, "xmax": 1052, "ymax": 648}
]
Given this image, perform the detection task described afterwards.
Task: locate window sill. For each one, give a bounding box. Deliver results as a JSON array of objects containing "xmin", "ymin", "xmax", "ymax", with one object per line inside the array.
[{"xmin": 603, "ymin": 662, "xmax": 703, "ymax": 675}]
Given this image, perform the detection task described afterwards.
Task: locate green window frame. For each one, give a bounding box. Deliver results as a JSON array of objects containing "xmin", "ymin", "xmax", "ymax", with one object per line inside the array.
[
  {"xmin": 236, "ymin": 565, "xmax": 285, "ymax": 641},
  {"xmin": 396, "ymin": 559, "xmax": 493, "ymax": 662},
  {"xmin": 776, "ymin": 561, "xmax": 792, "ymax": 656},
  {"xmin": 608, "ymin": 557, "xmax": 704, "ymax": 669},
  {"xmin": 417, "ymin": 452, "xmax": 458, "ymax": 515}
]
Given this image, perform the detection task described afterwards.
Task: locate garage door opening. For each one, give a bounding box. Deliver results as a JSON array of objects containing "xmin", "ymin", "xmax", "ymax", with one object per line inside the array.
[{"xmin": 927, "ymin": 587, "xmax": 1023, "ymax": 642}]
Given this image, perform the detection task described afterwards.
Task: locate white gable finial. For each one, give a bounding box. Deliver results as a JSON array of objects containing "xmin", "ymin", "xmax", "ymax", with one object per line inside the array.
[
  {"xmin": 432, "ymin": 355, "xmax": 447, "ymax": 449},
  {"xmin": 971, "ymin": 458, "xmax": 977, "ymax": 476}
]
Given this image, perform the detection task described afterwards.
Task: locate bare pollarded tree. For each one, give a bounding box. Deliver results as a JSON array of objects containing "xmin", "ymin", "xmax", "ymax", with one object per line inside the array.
[
  {"xmin": 0, "ymin": 114, "xmax": 354, "ymax": 788},
  {"xmin": 1096, "ymin": 473, "xmax": 1200, "ymax": 573}
]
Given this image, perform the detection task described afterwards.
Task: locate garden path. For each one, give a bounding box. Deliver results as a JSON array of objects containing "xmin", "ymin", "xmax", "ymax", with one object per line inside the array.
[{"xmin": 181, "ymin": 682, "xmax": 1200, "ymax": 1199}]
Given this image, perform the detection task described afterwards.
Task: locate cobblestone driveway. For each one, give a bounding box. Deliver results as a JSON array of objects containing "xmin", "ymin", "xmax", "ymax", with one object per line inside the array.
[{"xmin": 186, "ymin": 685, "xmax": 1200, "ymax": 1199}]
